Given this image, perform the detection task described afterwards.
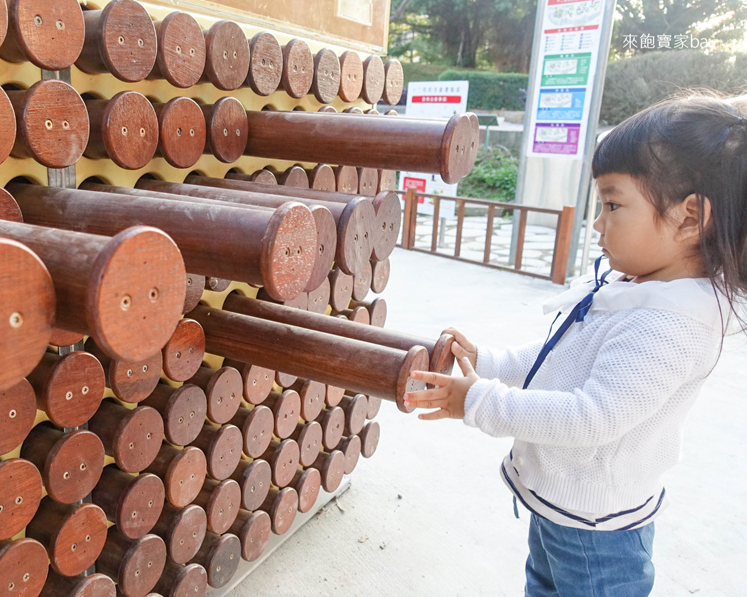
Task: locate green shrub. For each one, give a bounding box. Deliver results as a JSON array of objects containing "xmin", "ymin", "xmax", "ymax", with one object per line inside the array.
[
  {"xmin": 458, "ymin": 147, "xmax": 518, "ymax": 203},
  {"xmin": 437, "ymin": 70, "xmax": 528, "ymax": 111},
  {"xmin": 602, "ymin": 50, "xmax": 747, "ymax": 125},
  {"xmin": 401, "ymin": 63, "xmax": 452, "ymax": 85}
]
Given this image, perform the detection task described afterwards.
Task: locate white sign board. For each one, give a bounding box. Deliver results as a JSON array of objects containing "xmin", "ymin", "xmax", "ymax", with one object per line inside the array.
[
  {"xmin": 525, "ymin": 0, "xmax": 605, "ymax": 159},
  {"xmin": 399, "ymin": 80, "xmax": 469, "ymax": 218}
]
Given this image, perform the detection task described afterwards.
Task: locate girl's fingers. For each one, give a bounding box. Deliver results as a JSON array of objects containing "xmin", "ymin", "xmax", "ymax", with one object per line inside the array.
[
  {"xmin": 417, "ymin": 408, "xmax": 450, "ymax": 421},
  {"xmin": 404, "ymin": 387, "xmax": 447, "ymax": 406},
  {"xmin": 409, "ymin": 370, "xmax": 452, "ymax": 386},
  {"xmin": 457, "ymin": 356, "xmax": 476, "ymax": 376}
]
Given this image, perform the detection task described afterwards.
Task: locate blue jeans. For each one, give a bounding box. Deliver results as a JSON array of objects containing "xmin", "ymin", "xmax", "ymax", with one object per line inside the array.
[{"xmin": 525, "ymin": 514, "xmax": 655, "ymax": 597}]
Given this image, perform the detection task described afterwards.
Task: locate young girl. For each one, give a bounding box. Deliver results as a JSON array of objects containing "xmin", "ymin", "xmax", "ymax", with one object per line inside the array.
[{"xmin": 403, "ymin": 93, "xmax": 747, "ymax": 596}]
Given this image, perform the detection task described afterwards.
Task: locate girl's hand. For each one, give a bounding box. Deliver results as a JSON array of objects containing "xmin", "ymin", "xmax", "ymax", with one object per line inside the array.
[
  {"xmin": 404, "ymin": 356, "xmax": 480, "ymax": 420},
  {"xmin": 443, "ymin": 327, "xmax": 477, "ymax": 368}
]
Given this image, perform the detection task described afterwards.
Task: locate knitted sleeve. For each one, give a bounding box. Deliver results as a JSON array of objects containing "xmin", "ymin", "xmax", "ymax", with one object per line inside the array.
[
  {"xmin": 475, "ymin": 339, "xmax": 544, "ymax": 388},
  {"xmin": 464, "ymin": 310, "xmax": 715, "ymax": 447}
]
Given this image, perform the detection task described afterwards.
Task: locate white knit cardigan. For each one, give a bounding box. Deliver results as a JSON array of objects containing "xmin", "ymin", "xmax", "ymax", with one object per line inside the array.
[{"xmin": 464, "ymin": 274, "xmax": 726, "ymax": 514}]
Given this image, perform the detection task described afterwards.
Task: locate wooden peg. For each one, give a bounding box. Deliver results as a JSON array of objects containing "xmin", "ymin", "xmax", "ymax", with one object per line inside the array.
[
  {"xmin": 334, "ymin": 165, "xmax": 359, "ymax": 194},
  {"xmin": 201, "ymin": 97, "xmax": 248, "ymax": 163},
  {"xmin": 338, "ymin": 51, "xmax": 363, "ymax": 102},
  {"xmin": 310, "ymin": 450, "xmax": 345, "ymax": 493},
  {"xmin": 146, "ymin": 444, "xmax": 207, "ymax": 508},
  {"xmin": 280, "ymin": 39, "xmax": 313, "ymax": 98},
  {"xmin": 229, "ymin": 459, "xmax": 270, "ymax": 511},
  {"xmin": 312, "ymin": 48, "xmax": 341, "ymax": 104},
  {"xmin": 360, "ymin": 420, "xmax": 381, "ymax": 458},
  {"xmin": 201, "ymin": 20, "xmax": 250, "ymax": 91},
  {"xmin": 246, "ymin": 32, "xmax": 282, "ymax": 95},
  {"xmin": 152, "ymin": 97, "xmax": 207, "ymax": 169},
  {"xmin": 193, "ymin": 478, "xmax": 241, "ymax": 535},
  {"xmin": 259, "ymin": 487, "xmax": 297, "ymax": 535},
  {"xmin": 259, "ymin": 439, "xmax": 300, "ymax": 489},
  {"xmin": 221, "ymin": 359, "xmax": 274, "ymax": 406},
  {"xmin": 189, "ymin": 532, "xmax": 240, "ymax": 588},
  {"xmin": 333, "ymin": 304, "xmax": 370, "ymax": 325},
  {"xmin": 325, "ymin": 384, "xmax": 345, "ymax": 408},
  {"xmin": 205, "ymin": 277, "xmax": 231, "ymax": 292},
  {"xmin": 307, "ymin": 164, "xmax": 337, "ymax": 192},
  {"xmin": 0, "ymin": 538, "xmax": 49, "ymax": 597},
  {"xmin": 228, "ymin": 509, "xmax": 270, "ymax": 562},
  {"xmin": 154, "ymin": 562, "xmax": 207, "ymax": 597},
  {"xmin": 339, "ymin": 434, "xmax": 361, "ymax": 475},
  {"xmin": 287, "ymin": 379, "xmax": 325, "ymax": 422},
  {"xmin": 289, "ymin": 421, "xmax": 323, "ymax": 468},
  {"xmin": 262, "ymin": 390, "xmax": 302, "ymax": 439},
  {"xmin": 183, "ymin": 274, "xmax": 205, "ymax": 315},
  {"xmin": 367, "ymin": 394, "xmax": 382, "ymax": 419},
  {"xmin": 370, "ymin": 258, "xmax": 390, "ymax": 293},
  {"xmin": 187, "ymin": 366, "xmax": 242, "ymax": 425},
  {"xmin": 0, "ymin": 88, "xmax": 15, "ymax": 166},
  {"xmin": 151, "ymin": 503, "xmax": 206, "ymax": 565},
  {"xmin": 382, "ymin": 58, "xmax": 404, "ymax": 105},
  {"xmin": 0, "ymin": 458, "xmax": 42, "ymax": 541},
  {"xmin": 150, "ymin": 12, "xmax": 206, "ymax": 88},
  {"xmin": 291, "ymin": 468, "xmax": 321, "ymax": 514},
  {"xmin": 339, "ymin": 394, "xmax": 368, "ymax": 436},
  {"xmin": 84, "ymin": 338, "xmax": 163, "ymax": 403},
  {"xmin": 228, "ymin": 405, "xmax": 274, "ymax": 459},
  {"xmin": 141, "ymin": 384, "xmax": 207, "ymax": 447},
  {"xmin": 96, "ymin": 529, "xmax": 166, "ymax": 597},
  {"xmin": 161, "ymin": 319, "xmax": 206, "ymax": 382},
  {"xmin": 328, "ymin": 268, "xmax": 353, "ymax": 312},
  {"xmin": 361, "ymin": 55, "xmax": 385, "ymax": 104},
  {"xmin": 190, "ymin": 424, "xmax": 242, "ymax": 481},
  {"xmin": 315, "ymin": 406, "xmax": 345, "ymax": 451},
  {"xmin": 278, "ymin": 165, "xmax": 309, "ymax": 188},
  {"xmin": 0, "ymin": 378, "xmax": 37, "ymax": 454},
  {"xmin": 307, "ymin": 276, "xmax": 331, "ymax": 314},
  {"xmin": 39, "ymin": 571, "xmax": 115, "ymax": 597}
]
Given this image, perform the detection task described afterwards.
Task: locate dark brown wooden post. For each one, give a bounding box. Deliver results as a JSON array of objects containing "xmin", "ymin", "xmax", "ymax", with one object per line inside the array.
[
  {"xmin": 7, "ymin": 80, "xmax": 89, "ymax": 168},
  {"xmin": 187, "ymin": 366, "xmax": 242, "ymax": 425},
  {"xmin": 201, "ymin": 20, "xmax": 250, "ymax": 91},
  {"xmin": 193, "ymin": 478, "xmax": 241, "ymax": 535},
  {"xmin": 151, "ymin": 503, "xmax": 207, "ymax": 565},
  {"xmin": 84, "ymin": 91, "xmax": 159, "ymax": 170},
  {"xmin": 0, "ymin": 0, "xmax": 84, "ymax": 69},
  {"xmin": 0, "ymin": 538, "xmax": 49, "ymax": 597},
  {"xmin": 310, "ymin": 450, "xmax": 345, "ymax": 493},
  {"xmin": 76, "ymin": 0, "xmax": 157, "ymax": 82},
  {"xmin": 146, "ymin": 444, "xmax": 207, "ymax": 508},
  {"xmin": 228, "ymin": 509, "xmax": 271, "ymax": 562},
  {"xmin": 189, "ymin": 532, "xmax": 240, "ymax": 589},
  {"xmin": 161, "ymin": 319, "xmax": 205, "ymax": 382},
  {"xmin": 154, "ymin": 562, "xmax": 207, "ymax": 597},
  {"xmin": 152, "ymin": 97, "xmax": 207, "ymax": 169},
  {"xmin": 190, "ymin": 423, "xmax": 243, "ymax": 481},
  {"xmin": 201, "ymin": 97, "xmax": 248, "ymax": 163},
  {"xmin": 278, "ymin": 165, "xmax": 309, "ymax": 188},
  {"xmin": 551, "ymin": 205, "xmax": 576, "ymax": 285},
  {"xmin": 96, "ymin": 529, "xmax": 166, "ymax": 597},
  {"xmin": 229, "ymin": 459, "xmax": 271, "ymax": 511},
  {"xmin": 246, "ymin": 32, "xmax": 283, "ymax": 95},
  {"xmin": 260, "ymin": 439, "xmax": 300, "ymax": 488},
  {"xmin": 8, "ymin": 182, "xmax": 316, "ymax": 302},
  {"xmin": 140, "ymin": 384, "xmax": 207, "ymax": 447},
  {"xmin": 39, "ymin": 572, "xmax": 116, "ymax": 597},
  {"xmin": 229, "ymin": 405, "xmax": 274, "ymax": 458},
  {"xmin": 150, "ymin": 12, "xmax": 206, "ymax": 88},
  {"xmin": 514, "ymin": 208, "xmax": 527, "ymax": 270},
  {"xmin": 184, "ymin": 274, "xmax": 206, "ymax": 314},
  {"xmin": 315, "ymin": 406, "xmax": 344, "ymax": 451},
  {"xmin": 21, "ymin": 424, "xmax": 105, "ymax": 504},
  {"xmin": 0, "ymin": 458, "xmax": 43, "ymax": 540},
  {"xmin": 92, "ymin": 467, "xmax": 165, "ymax": 539},
  {"xmin": 290, "ymin": 421, "xmax": 323, "ymax": 467},
  {"xmin": 0, "ymin": 379, "xmax": 43, "ymax": 454},
  {"xmin": 484, "ymin": 204, "xmax": 496, "ymax": 263},
  {"xmin": 291, "ymin": 468, "xmax": 321, "ymax": 513},
  {"xmin": 454, "ymin": 199, "xmax": 465, "ymax": 258},
  {"xmin": 259, "ymin": 487, "xmax": 297, "ymax": 535},
  {"xmin": 0, "ymin": 218, "xmax": 186, "ymax": 362},
  {"xmin": 222, "ymin": 359, "xmax": 274, "ymax": 405},
  {"xmin": 26, "ymin": 498, "xmax": 108, "ymax": 576},
  {"xmin": 401, "ymin": 187, "xmax": 416, "ymax": 249},
  {"xmin": 262, "ymin": 390, "xmax": 302, "ymax": 439}
]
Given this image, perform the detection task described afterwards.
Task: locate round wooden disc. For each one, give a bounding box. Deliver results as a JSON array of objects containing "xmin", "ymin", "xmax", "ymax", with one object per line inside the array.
[
  {"xmin": 312, "ymin": 49, "xmax": 341, "ymax": 104},
  {"xmin": 165, "ymin": 505, "xmax": 206, "ymax": 564},
  {"xmin": 367, "ymin": 297, "xmax": 387, "ymax": 327},
  {"xmin": 162, "ymin": 319, "xmax": 205, "ymax": 383},
  {"xmin": 235, "ymin": 510, "xmax": 270, "ymax": 562},
  {"xmin": 156, "ymin": 12, "xmax": 206, "ymax": 89},
  {"xmin": 328, "ymin": 269, "xmax": 353, "ymax": 312},
  {"xmin": 352, "ymin": 260, "xmax": 372, "ymax": 301},
  {"xmin": 370, "ymin": 258, "xmax": 390, "ymax": 294},
  {"xmin": 0, "ymin": 378, "xmax": 37, "ymax": 454},
  {"xmin": 203, "ymin": 21, "xmax": 250, "ymax": 91},
  {"xmin": 307, "ymin": 276, "xmax": 331, "ymax": 314},
  {"xmin": 167, "ymin": 563, "xmax": 207, "ymax": 597},
  {"xmin": 49, "ymin": 502, "xmax": 108, "ymax": 576},
  {"xmin": 378, "ymin": 169, "xmax": 398, "ymax": 193},
  {"xmin": 117, "ymin": 473, "xmax": 166, "ymax": 540},
  {"xmin": 382, "ymin": 58, "xmax": 404, "ymax": 105},
  {"xmin": 304, "ymin": 206, "xmax": 336, "ymax": 294},
  {"xmin": 361, "ymin": 55, "xmax": 385, "ymax": 104},
  {"xmin": 341, "ymin": 434, "xmax": 361, "ymax": 475},
  {"xmin": 431, "ymin": 333, "xmax": 456, "ymax": 375},
  {"xmin": 0, "ymin": 459, "xmax": 42, "ymax": 541},
  {"xmin": 319, "ymin": 407, "xmax": 344, "ymax": 451},
  {"xmin": 42, "ymin": 350, "xmax": 105, "ymax": 428},
  {"xmin": 238, "ymin": 460, "xmax": 270, "ymax": 511},
  {"xmin": 249, "ymin": 169, "xmax": 277, "ymax": 185},
  {"xmin": 241, "ymin": 405, "xmax": 274, "ymax": 458},
  {"xmin": 119, "ymin": 534, "xmax": 166, "ymax": 597},
  {"xmin": 297, "ymin": 381, "xmax": 325, "ymax": 422},
  {"xmin": 247, "ymin": 32, "xmax": 282, "ymax": 95},
  {"xmin": 345, "ymin": 305, "xmax": 369, "ymax": 324},
  {"xmin": 260, "ymin": 202, "xmax": 317, "ymax": 301},
  {"xmin": 101, "ymin": 91, "xmax": 158, "ymax": 170},
  {"xmin": 206, "ymin": 97, "xmax": 248, "ymax": 164},
  {"xmin": 373, "ymin": 192, "xmax": 401, "ymax": 261},
  {"xmin": 157, "ymin": 97, "xmax": 206, "ymax": 169},
  {"xmin": 325, "ymin": 385, "xmax": 345, "ymax": 409},
  {"xmin": 183, "ymin": 274, "xmax": 205, "ymax": 315},
  {"xmin": 270, "ymin": 440, "xmax": 299, "ymax": 488},
  {"xmin": 360, "ymin": 421, "xmax": 380, "ymax": 458},
  {"xmin": 0, "ymin": 0, "xmax": 6, "ymax": 47},
  {"xmin": 366, "ymin": 395, "xmax": 382, "ymax": 419},
  {"xmin": 112, "ymin": 406, "xmax": 165, "ymax": 473},
  {"xmin": 0, "ymin": 538, "xmax": 48, "ymax": 597},
  {"xmin": 296, "ymin": 421, "xmax": 322, "ymax": 468},
  {"xmin": 318, "ymin": 450, "xmax": 344, "ymax": 493},
  {"xmin": 50, "ymin": 328, "xmax": 85, "ymax": 347},
  {"xmin": 295, "ymin": 467, "xmax": 321, "ymax": 513},
  {"xmin": 165, "ymin": 447, "xmax": 207, "ymax": 508},
  {"xmin": 266, "ymin": 488, "xmax": 297, "ymax": 535},
  {"xmin": 281, "ymin": 39, "xmax": 313, "ymax": 98},
  {"xmin": 338, "ymin": 198, "xmax": 375, "ymax": 276},
  {"xmin": 356, "ymin": 168, "xmax": 377, "ymax": 196},
  {"xmin": 0, "ymin": 88, "xmax": 16, "ymax": 165},
  {"xmin": 91, "ymin": 227, "xmax": 186, "ymax": 363},
  {"xmin": 44, "ymin": 571, "xmax": 117, "ymax": 597},
  {"xmin": 204, "ymin": 367, "xmax": 242, "ymax": 425},
  {"xmin": 274, "ymin": 370, "xmax": 298, "ymax": 390},
  {"xmin": 318, "ymin": 105, "xmax": 337, "ymax": 113},
  {"xmin": 205, "ymin": 277, "xmax": 231, "ymax": 292},
  {"xmin": 272, "ymin": 390, "xmax": 301, "ymax": 440},
  {"xmin": 45, "ymin": 429, "xmax": 105, "ymax": 504},
  {"xmin": 10, "ymin": 0, "xmax": 84, "ymax": 70},
  {"xmin": 308, "ymin": 164, "xmax": 336, "ymax": 192},
  {"xmin": 441, "ymin": 113, "xmax": 479, "ymax": 184},
  {"xmin": 279, "ymin": 165, "xmax": 308, "ymax": 188},
  {"xmin": 237, "ymin": 363, "xmax": 274, "ymax": 405},
  {"xmin": 205, "ymin": 424, "xmax": 242, "ymax": 481},
  {"xmin": 334, "ymin": 165, "xmax": 358, "ymax": 194},
  {"xmin": 345, "ymin": 394, "xmax": 368, "ymax": 436},
  {"xmin": 203, "ymin": 534, "xmax": 240, "ymax": 588},
  {"xmin": 0, "ymin": 189, "xmax": 22, "ymax": 222},
  {"xmin": 98, "ymin": 0, "xmax": 157, "ymax": 82},
  {"xmin": 205, "ymin": 479, "xmax": 240, "ymax": 535},
  {"xmin": 109, "ymin": 352, "xmax": 163, "ymax": 404},
  {"xmin": 396, "ymin": 346, "xmax": 429, "ymax": 413},
  {"xmin": 338, "ymin": 51, "xmax": 363, "ymax": 102},
  {"xmin": 343, "ymin": 106, "xmax": 363, "ymax": 114},
  {"xmin": 17, "ymin": 79, "xmax": 88, "ymax": 170},
  {"xmin": 162, "ymin": 385, "xmax": 207, "ymax": 447}
]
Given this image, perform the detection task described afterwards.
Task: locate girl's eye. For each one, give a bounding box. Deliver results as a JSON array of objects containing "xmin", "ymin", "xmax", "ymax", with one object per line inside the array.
[{"xmin": 605, "ymin": 202, "xmax": 619, "ymax": 212}]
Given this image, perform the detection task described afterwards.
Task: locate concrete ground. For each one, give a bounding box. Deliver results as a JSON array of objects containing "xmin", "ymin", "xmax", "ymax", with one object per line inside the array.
[{"xmin": 236, "ymin": 248, "xmax": 747, "ymax": 597}]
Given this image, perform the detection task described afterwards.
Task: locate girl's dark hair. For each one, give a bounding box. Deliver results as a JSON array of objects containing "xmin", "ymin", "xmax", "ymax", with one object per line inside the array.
[{"xmin": 592, "ymin": 90, "xmax": 747, "ymax": 331}]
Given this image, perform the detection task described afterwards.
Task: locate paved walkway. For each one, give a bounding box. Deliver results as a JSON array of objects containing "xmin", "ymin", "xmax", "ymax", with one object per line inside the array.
[{"xmin": 236, "ymin": 249, "xmax": 747, "ymax": 597}]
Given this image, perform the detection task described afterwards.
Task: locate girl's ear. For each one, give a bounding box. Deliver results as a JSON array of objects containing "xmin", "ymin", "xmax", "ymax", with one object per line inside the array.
[{"xmin": 676, "ymin": 193, "xmax": 711, "ymax": 241}]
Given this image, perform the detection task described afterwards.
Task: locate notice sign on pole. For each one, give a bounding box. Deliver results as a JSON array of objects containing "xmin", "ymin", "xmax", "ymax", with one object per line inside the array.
[
  {"xmin": 399, "ymin": 80, "xmax": 469, "ymax": 217},
  {"xmin": 526, "ymin": 0, "xmax": 605, "ymax": 159}
]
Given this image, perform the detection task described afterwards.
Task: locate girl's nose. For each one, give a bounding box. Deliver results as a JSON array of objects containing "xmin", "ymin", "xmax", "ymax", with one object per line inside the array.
[{"xmin": 592, "ymin": 210, "xmax": 604, "ymax": 233}]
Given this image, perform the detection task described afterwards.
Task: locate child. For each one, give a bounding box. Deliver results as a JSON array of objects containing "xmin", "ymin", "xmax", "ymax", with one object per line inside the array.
[{"xmin": 403, "ymin": 93, "xmax": 747, "ymax": 596}]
